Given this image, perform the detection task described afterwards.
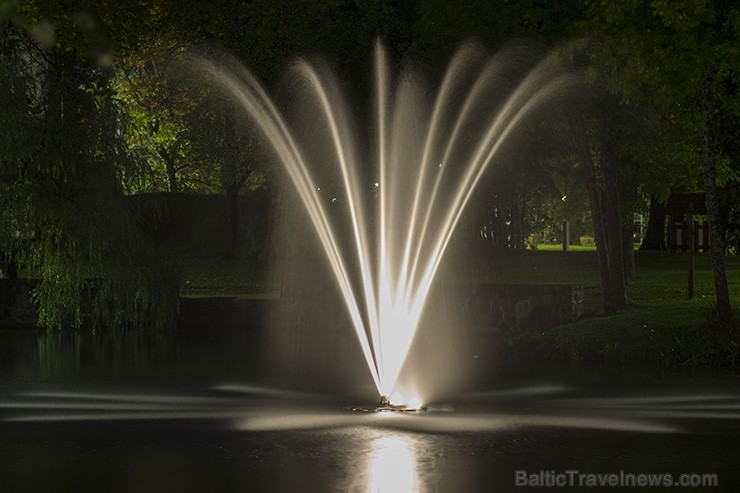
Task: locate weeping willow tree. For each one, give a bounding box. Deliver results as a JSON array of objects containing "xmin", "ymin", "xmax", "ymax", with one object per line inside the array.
[{"xmin": 0, "ymin": 22, "xmax": 180, "ymax": 331}]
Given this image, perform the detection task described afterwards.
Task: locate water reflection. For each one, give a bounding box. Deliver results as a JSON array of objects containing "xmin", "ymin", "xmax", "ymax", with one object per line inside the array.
[
  {"xmin": 3, "ymin": 383, "xmax": 740, "ymax": 492},
  {"xmin": 367, "ymin": 435, "xmax": 419, "ymax": 493}
]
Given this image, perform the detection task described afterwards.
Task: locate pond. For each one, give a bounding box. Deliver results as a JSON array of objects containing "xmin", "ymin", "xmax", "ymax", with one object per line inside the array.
[{"xmin": 1, "ymin": 326, "xmax": 738, "ymax": 492}]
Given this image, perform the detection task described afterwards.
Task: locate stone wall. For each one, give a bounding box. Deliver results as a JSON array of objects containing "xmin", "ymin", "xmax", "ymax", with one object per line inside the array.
[
  {"xmin": 277, "ymin": 281, "xmax": 584, "ymax": 333},
  {"xmin": 438, "ymin": 283, "xmax": 584, "ymax": 333}
]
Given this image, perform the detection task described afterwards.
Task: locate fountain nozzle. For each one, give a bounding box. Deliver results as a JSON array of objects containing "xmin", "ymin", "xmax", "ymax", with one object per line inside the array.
[{"xmin": 380, "ymin": 395, "xmax": 390, "ymax": 406}]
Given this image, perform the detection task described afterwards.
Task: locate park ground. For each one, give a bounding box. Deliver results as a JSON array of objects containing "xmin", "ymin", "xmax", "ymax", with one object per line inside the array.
[{"xmin": 181, "ymin": 248, "xmax": 740, "ymax": 377}]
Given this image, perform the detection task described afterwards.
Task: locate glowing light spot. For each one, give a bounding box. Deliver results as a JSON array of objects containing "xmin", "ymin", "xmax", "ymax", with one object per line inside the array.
[
  {"xmin": 368, "ymin": 436, "xmax": 418, "ymax": 493},
  {"xmin": 389, "ymin": 389, "xmax": 423, "ymax": 409},
  {"xmin": 389, "ymin": 391, "xmax": 405, "ymax": 406},
  {"xmin": 407, "ymin": 396, "xmax": 423, "ymax": 410}
]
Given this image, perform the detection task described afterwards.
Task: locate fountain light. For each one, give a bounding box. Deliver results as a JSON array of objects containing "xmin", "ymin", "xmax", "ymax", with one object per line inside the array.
[
  {"xmin": 191, "ymin": 40, "xmax": 576, "ymax": 400},
  {"xmin": 389, "ymin": 389, "xmax": 424, "ymax": 410}
]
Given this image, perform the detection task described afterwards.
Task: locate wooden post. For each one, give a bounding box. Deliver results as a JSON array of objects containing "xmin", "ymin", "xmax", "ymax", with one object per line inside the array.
[
  {"xmin": 562, "ymin": 221, "xmax": 570, "ymax": 252},
  {"xmin": 688, "ymin": 203, "xmax": 695, "ymax": 299}
]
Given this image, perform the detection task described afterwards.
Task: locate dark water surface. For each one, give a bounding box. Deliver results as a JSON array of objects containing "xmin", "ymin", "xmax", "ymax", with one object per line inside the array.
[{"xmin": 1, "ymin": 328, "xmax": 738, "ymax": 492}]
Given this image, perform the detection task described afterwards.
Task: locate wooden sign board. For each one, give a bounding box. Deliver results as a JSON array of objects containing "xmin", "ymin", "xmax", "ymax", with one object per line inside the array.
[{"xmin": 665, "ymin": 193, "xmax": 707, "ymax": 215}]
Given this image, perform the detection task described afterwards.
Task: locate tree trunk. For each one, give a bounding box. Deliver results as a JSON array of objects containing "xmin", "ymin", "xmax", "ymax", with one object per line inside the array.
[
  {"xmin": 584, "ymin": 168, "xmax": 612, "ymax": 310},
  {"xmin": 640, "ymin": 194, "xmax": 667, "ymax": 250},
  {"xmin": 165, "ymin": 154, "xmax": 178, "ymax": 193},
  {"xmin": 583, "ymin": 160, "xmax": 626, "ymax": 313},
  {"xmin": 700, "ymin": 73, "xmax": 734, "ymax": 334},
  {"xmin": 578, "ymin": 110, "xmax": 627, "ymax": 315},
  {"xmin": 600, "ymin": 117, "xmax": 627, "ymax": 312},
  {"xmin": 622, "ymin": 225, "xmax": 635, "ymax": 283},
  {"xmin": 1, "ymin": 253, "xmax": 18, "ymax": 280},
  {"xmin": 225, "ymin": 183, "xmax": 240, "ymax": 259},
  {"xmin": 602, "ymin": 200, "xmax": 627, "ymax": 313}
]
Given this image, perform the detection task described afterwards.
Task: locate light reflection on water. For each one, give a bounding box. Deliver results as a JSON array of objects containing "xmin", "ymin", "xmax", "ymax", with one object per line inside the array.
[
  {"xmin": 4, "ymin": 384, "xmax": 740, "ymax": 433},
  {"xmin": 1, "ymin": 383, "xmax": 740, "ymax": 491},
  {"xmin": 367, "ymin": 435, "xmax": 419, "ymax": 493}
]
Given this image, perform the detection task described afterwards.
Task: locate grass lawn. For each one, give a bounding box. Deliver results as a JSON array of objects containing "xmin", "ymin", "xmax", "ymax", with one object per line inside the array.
[
  {"xmin": 182, "ymin": 249, "xmax": 739, "ymax": 307},
  {"xmin": 534, "ymin": 243, "xmax": 597, "ymax": 252},
  {"xmin": 508, "ymin": 251, "xmax": 740, "ymax": 374}
]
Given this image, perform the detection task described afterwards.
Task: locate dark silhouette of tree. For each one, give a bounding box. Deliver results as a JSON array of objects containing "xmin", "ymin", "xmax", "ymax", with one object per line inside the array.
[
  {"xmin": 0, "ymin": 5, "xmax": 180, "ymax": 330},
  {"xmin": 579, "ymin": 0, "xmax": 738, "ymax": 332}
]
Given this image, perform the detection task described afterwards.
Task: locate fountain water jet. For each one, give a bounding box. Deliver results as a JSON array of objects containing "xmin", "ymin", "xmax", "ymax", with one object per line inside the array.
[{"xmin": 188, "ymin": 41, "xmax": 577, "ymax": 403}]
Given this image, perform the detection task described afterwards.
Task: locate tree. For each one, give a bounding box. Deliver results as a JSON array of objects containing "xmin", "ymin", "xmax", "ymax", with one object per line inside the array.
[
  {"xmin": 640, "ymin": 195, "xmax": 667, "ymax": 250},
  {"xmin": 412, "ymin": 0, "xmax": 583, "ymax": 73},
  {"xmin": 184, "ymin": 94, "xmax": 269, "ymax": 259},
  {"xmin": 579, "ymin": 0, "xmax": 739, "ymax": 332},
  {"xmin": 583, "ymin": 106, "xmax": 629, "ymax": 312},
  {"xmin": 0, "ymin": 4, "xmax": 181, "ymax": 330},
  {"xmin": 114, "ymin": 41, "xmax": 198, "ymax": 193},
  {"xmin": 148, "ymin": 0, "xmax": 421, "ymax": 259},
  {"xmin": 700, "ymin": 71, "xmax": 734, "ymax": 331}
]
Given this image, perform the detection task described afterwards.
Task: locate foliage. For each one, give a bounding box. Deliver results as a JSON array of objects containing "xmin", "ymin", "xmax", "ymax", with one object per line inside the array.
[
  {"xmin": 0, "ymin": 16, "xmax": 180, "ymax": 330},
  {"xmin": 3, "ymin": 0, "xmax": 738, "ymax": 333},
  {"xmin": 180, "ymin": 79, "xmax": 269, "ymax": 195},
  {"xmin": 412, "ymin": 0, "xmax": 582, "ymax": 72},
  {"xmin": 512, "ymin": 303, "xmax": 738, "ymax": 372},
  {"xmin": 578, "ymin": 0, "xmax": 740, "ymax": 236},
  {"xmin": 113, "ymin": 39, "xmax": 199, "ymax": 193}
]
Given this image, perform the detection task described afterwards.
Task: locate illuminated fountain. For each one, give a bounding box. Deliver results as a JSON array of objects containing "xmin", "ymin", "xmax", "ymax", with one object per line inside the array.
[{"xmin": 190, "ymin": 42, "xmax": 576, "ymax": 407}]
